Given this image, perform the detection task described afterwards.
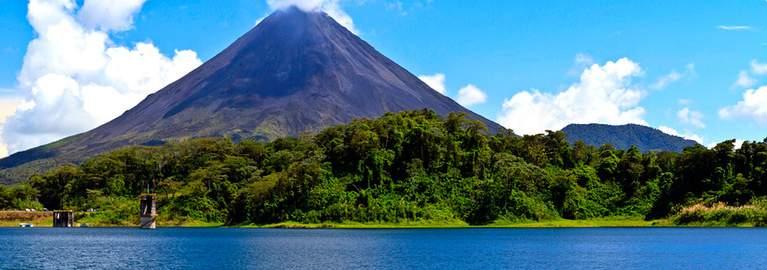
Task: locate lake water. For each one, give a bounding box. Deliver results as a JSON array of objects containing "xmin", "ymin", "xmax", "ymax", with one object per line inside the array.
[{"xmin": 0, "ymin": 228, "xmax": 765, "ymax": 269}]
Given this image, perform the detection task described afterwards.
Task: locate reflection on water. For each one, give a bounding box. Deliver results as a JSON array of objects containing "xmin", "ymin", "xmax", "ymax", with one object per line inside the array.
[{"xmin": 1, "ymin": 228, "xmax": 766, "ymax": 269}]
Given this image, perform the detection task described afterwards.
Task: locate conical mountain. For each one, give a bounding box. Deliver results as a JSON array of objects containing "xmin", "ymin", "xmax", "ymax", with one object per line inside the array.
[{"xmin": 0, "ymin": 7, "xmax": 504, "ymax": 183}]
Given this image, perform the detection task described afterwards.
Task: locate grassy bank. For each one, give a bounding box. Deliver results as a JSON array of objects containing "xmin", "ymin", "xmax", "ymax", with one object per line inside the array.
[
  {"xmin": 0, "ymin": 210, "xmax": 225, "ymax": 228},
  {"xmin": 74, "ymin": 214, "xmax": 224, "ymax": 228},
  {"xmin": 0, "ymin": 211, "xmax": 53, "ymax": 227},
  {"xmin": 243, "ymin": 217, "xmax": 664, "ymax": 229},
  {"xmin": 7, "ymin": 211, "xmax": 767, "ymax": 228},
  {"xmin": 670, "ymin": 202, "xmax": 767, "ymax": 227},
  {"xmin": 489, "ymin": 217, "xmax": 661, "ymax": 228},
  {"xmin": 3, "ymin": 213, "xmax": 658, "ymax": 228},
  {"xmin": 250, "ymin": 219, "xmax": 470, "ymax": 229}
]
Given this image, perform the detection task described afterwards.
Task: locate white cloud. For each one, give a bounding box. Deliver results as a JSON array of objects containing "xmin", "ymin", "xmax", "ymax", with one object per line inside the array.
[
  {"xmin": 266, "ymin": 0, "xmax": 358, "ymax": 34},
  {"xmin": 717, "ymin": 25, "xmax": 753, "ymax": 31},
  {"xmin": 2, "ymin": 0, "xmax": 202, "ymax": 155},
  {"xmin": 417, "ymin": 73, "xmax": 486, "ymax": 106},
  {"xmin": 706, "ymin": 140, "xmax": 746, "ymax": 150},
  {"xmin": 77, "ymin": 0, "xmax": 146, "ymax": 31},
  {"xmin": 734, "ymin": 140, "xmax": 745, "ymax": 150},
  {"xmin": 734, "ymin": 71, "xmax": 757, "ymax": 88},
  {"xmin": 497, "ymin": 58, "xmax": 646, "ymax": 135},
  {"xmin": 651, "ymin": 63, "xmax": 695, "ymax": 90},
  {"xmin": 719, "ymin": 85, "xmax": 767, "ymax": 124},
  {"xmin": 751, "ymin": 60, "xmax": 767, "ymax": 75},
  {"xmin": 568, "ymin": 53, "xmax": 595, "ymax": 76},
  {"xmin": 658, "ymin": 126, "xmax": 704, "ymax": 144},
  {"xmin": 652, "ymin": 71, "xmax": 681, "ymax": 90},
  {"xmin": 418, "ymin": 73, "xmax": 446, "ymax": 95},
  {"xmin": 456, "ymin": 84, "xmax": 487, "ymax": 107},
  {"xmin": 574, "ymin": 53, "xmax": 595, "ymax": 66},
  {"xmin": 677, "ymin": 107, "xmax": 705, "ymax": 128},
  {"xmin": 731, "ymin": 60, "xmax": 767, "ymax": 89},
  {"xmin": 0, "ymin": 97, "xmax": 24, "ymax": 157}
]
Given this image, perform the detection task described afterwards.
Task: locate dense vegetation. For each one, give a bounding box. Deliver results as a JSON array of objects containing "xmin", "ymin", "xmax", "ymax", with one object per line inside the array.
[
  {"xmin": 562, "ymin": 123, "xmax": 699, "ymax": 152},
  {"xmin": 1, "ymin": 110, "xmax": 766, "ymax": 226}
]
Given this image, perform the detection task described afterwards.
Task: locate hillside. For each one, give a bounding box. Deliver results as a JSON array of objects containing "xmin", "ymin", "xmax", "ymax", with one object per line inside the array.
[
  {"xmin": 4, "ymin": 110, "xmax": 765, "ymax": 227},
  {"xmin": 562, "ymin": 123, "xmax": 699, "ymax": 152}
]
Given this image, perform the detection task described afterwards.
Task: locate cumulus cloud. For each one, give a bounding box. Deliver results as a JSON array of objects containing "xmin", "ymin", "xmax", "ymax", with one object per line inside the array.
[
  {"xmin": 734, "ymin": 71, "xmax": 757, "ymax": 88},
  {"xmin": 651, "ymin": 64, "xmax": 695, "ymax": 90},
  {"xmin": 78, "ymin": 0, "xmax": 146, "ymax": 31},
  {"xmin": 723, "ymin": 59, "xmax": 767, "ymax": 124},
  {"xmin": 717, "ymin": 25, "xmax": 753, "ymax": 31},
  {"xmin": 719, "ymin": 85, "xmax": 767, "ymax": 124},
  {"xmin": 658, "ymin": 126, "xmax": 704, "ymax": 144},
  {"xmin": 418, "ymin": 73, "xmax": 446, "ymax": 95},
  {"xmin": 732, "ymin": 60, "xmax": 767, "ymax": 89},
  {"xmin": 266, "ymin": 0, "xmax": 357, "ymax": 34},
  {"xmin": 733, "ymin": 140, "xmax": 746, "ymax": 150},
  {"xmin": 2, "ymin": 0, "xmax": 202, "ymax": 155},
  {"xmin": 0, "ymin": 98, "xmax": 24, "ymax": 157},
  {"xmin": 704, "ymin": 140, "xmax": 747, "ymax": 150},
  {"xmin": 456, "ymin": 84, "xmax": 487, "ymax": 107},
  {"xmin": 497, "ymin": 58, "xmax": 646, "ymax": 135},
  {"xmin": 677, "ymin": 107, "xmax": 705, "ymax": 128},
  {"xmin": 418, "ymin": 73, "xmax": 486, "ymax": 106}
]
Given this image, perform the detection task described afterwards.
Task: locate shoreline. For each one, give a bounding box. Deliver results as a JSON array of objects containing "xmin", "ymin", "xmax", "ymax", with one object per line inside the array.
[
  {"xmin": 2, "ymin": 211, "xmax": 762, "ymax": 228},
  {"xmin": 3, "ymin": 217, "xmax": 763, "ymax": 229}
]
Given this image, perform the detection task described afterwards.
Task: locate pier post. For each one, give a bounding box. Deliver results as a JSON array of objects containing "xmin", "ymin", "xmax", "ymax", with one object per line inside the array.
[
  {"xmin": 53, "ymin": 210, "xmax": 74, "ymax": 228},
  {"xmin": 139, "ymin": 194, "xmax": 157, "ymax": 229}
]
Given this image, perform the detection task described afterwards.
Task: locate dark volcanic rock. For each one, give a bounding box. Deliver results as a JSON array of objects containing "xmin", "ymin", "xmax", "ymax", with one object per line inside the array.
[
  {"xmin": 0, "ymin": 7, "xmax": 504, "ymax": 183},
  {"xmin": 562, "ymin": 123, "xmax": 699, "ymax": 152}
]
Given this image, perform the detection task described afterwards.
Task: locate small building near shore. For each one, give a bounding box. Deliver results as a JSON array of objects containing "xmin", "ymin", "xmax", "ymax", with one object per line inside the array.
[
  {"xmin": 139, "ymin": 194, "xmax": 157, "ymax": 229},
  {"xmin": 53, "ymin": 210, "xmax": 74, "ymax": 228}
]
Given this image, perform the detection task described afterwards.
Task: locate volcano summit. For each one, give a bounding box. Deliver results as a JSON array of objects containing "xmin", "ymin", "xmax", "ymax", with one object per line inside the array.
[{"xmin": 0, "ymin": 7, "xmax": 503, "ymax": 183}]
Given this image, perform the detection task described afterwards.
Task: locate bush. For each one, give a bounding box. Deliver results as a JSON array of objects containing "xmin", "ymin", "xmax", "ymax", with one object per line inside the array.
[
  {"xmin": 503, "ymin": 191, "xmax": 557, "ymax": 221},
  {"xmin": 672, "ymin": 202, "xmax": 767, "ymax": 226},
  {"xmin": 77, "ymin": 196, "xmax": 138, "ymax": 226}
]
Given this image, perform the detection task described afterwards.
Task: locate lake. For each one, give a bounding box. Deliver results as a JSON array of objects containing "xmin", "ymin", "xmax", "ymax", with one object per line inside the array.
[{"xmin": 0, "ymin": 228, "xmax": 765, "ymax": 269}]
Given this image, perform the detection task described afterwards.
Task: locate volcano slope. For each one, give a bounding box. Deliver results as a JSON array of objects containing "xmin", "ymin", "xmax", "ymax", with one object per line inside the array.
[{"xmin": 0, "ymin": 7, "xmax": 504, "ymax": 183}]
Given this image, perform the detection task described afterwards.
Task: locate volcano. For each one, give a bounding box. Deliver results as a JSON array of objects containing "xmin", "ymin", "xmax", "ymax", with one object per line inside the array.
[{"xmin": 0, "ymin": 7, "xmax": 504, "ymax": 183}]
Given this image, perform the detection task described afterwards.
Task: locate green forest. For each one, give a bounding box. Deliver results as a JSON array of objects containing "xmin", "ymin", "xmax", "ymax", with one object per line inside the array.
[{"xmin": 2, "ymin": 110, "xmax": 767, "ymax": 226}]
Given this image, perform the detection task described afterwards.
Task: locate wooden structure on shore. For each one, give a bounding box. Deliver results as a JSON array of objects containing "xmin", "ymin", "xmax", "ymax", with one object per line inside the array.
[
  {"xmin": 139, "ymin": 194, "xmax": 157, "ymax": 229},
  {"xmin": 53, "ymin": 210, "xmax": 74, "ymax": 228}
]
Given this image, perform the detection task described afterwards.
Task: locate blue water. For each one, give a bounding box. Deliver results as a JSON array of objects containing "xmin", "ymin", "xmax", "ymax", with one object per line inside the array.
[{"xmin": 0, "ymin": 228, "xmax": 765, "ymax": 269}]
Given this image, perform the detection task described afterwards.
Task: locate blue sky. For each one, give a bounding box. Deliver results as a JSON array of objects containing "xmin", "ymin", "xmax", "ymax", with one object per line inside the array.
[{"xmin": 0, "ymin": 0, "xmax": 766, "ymax": 156}]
